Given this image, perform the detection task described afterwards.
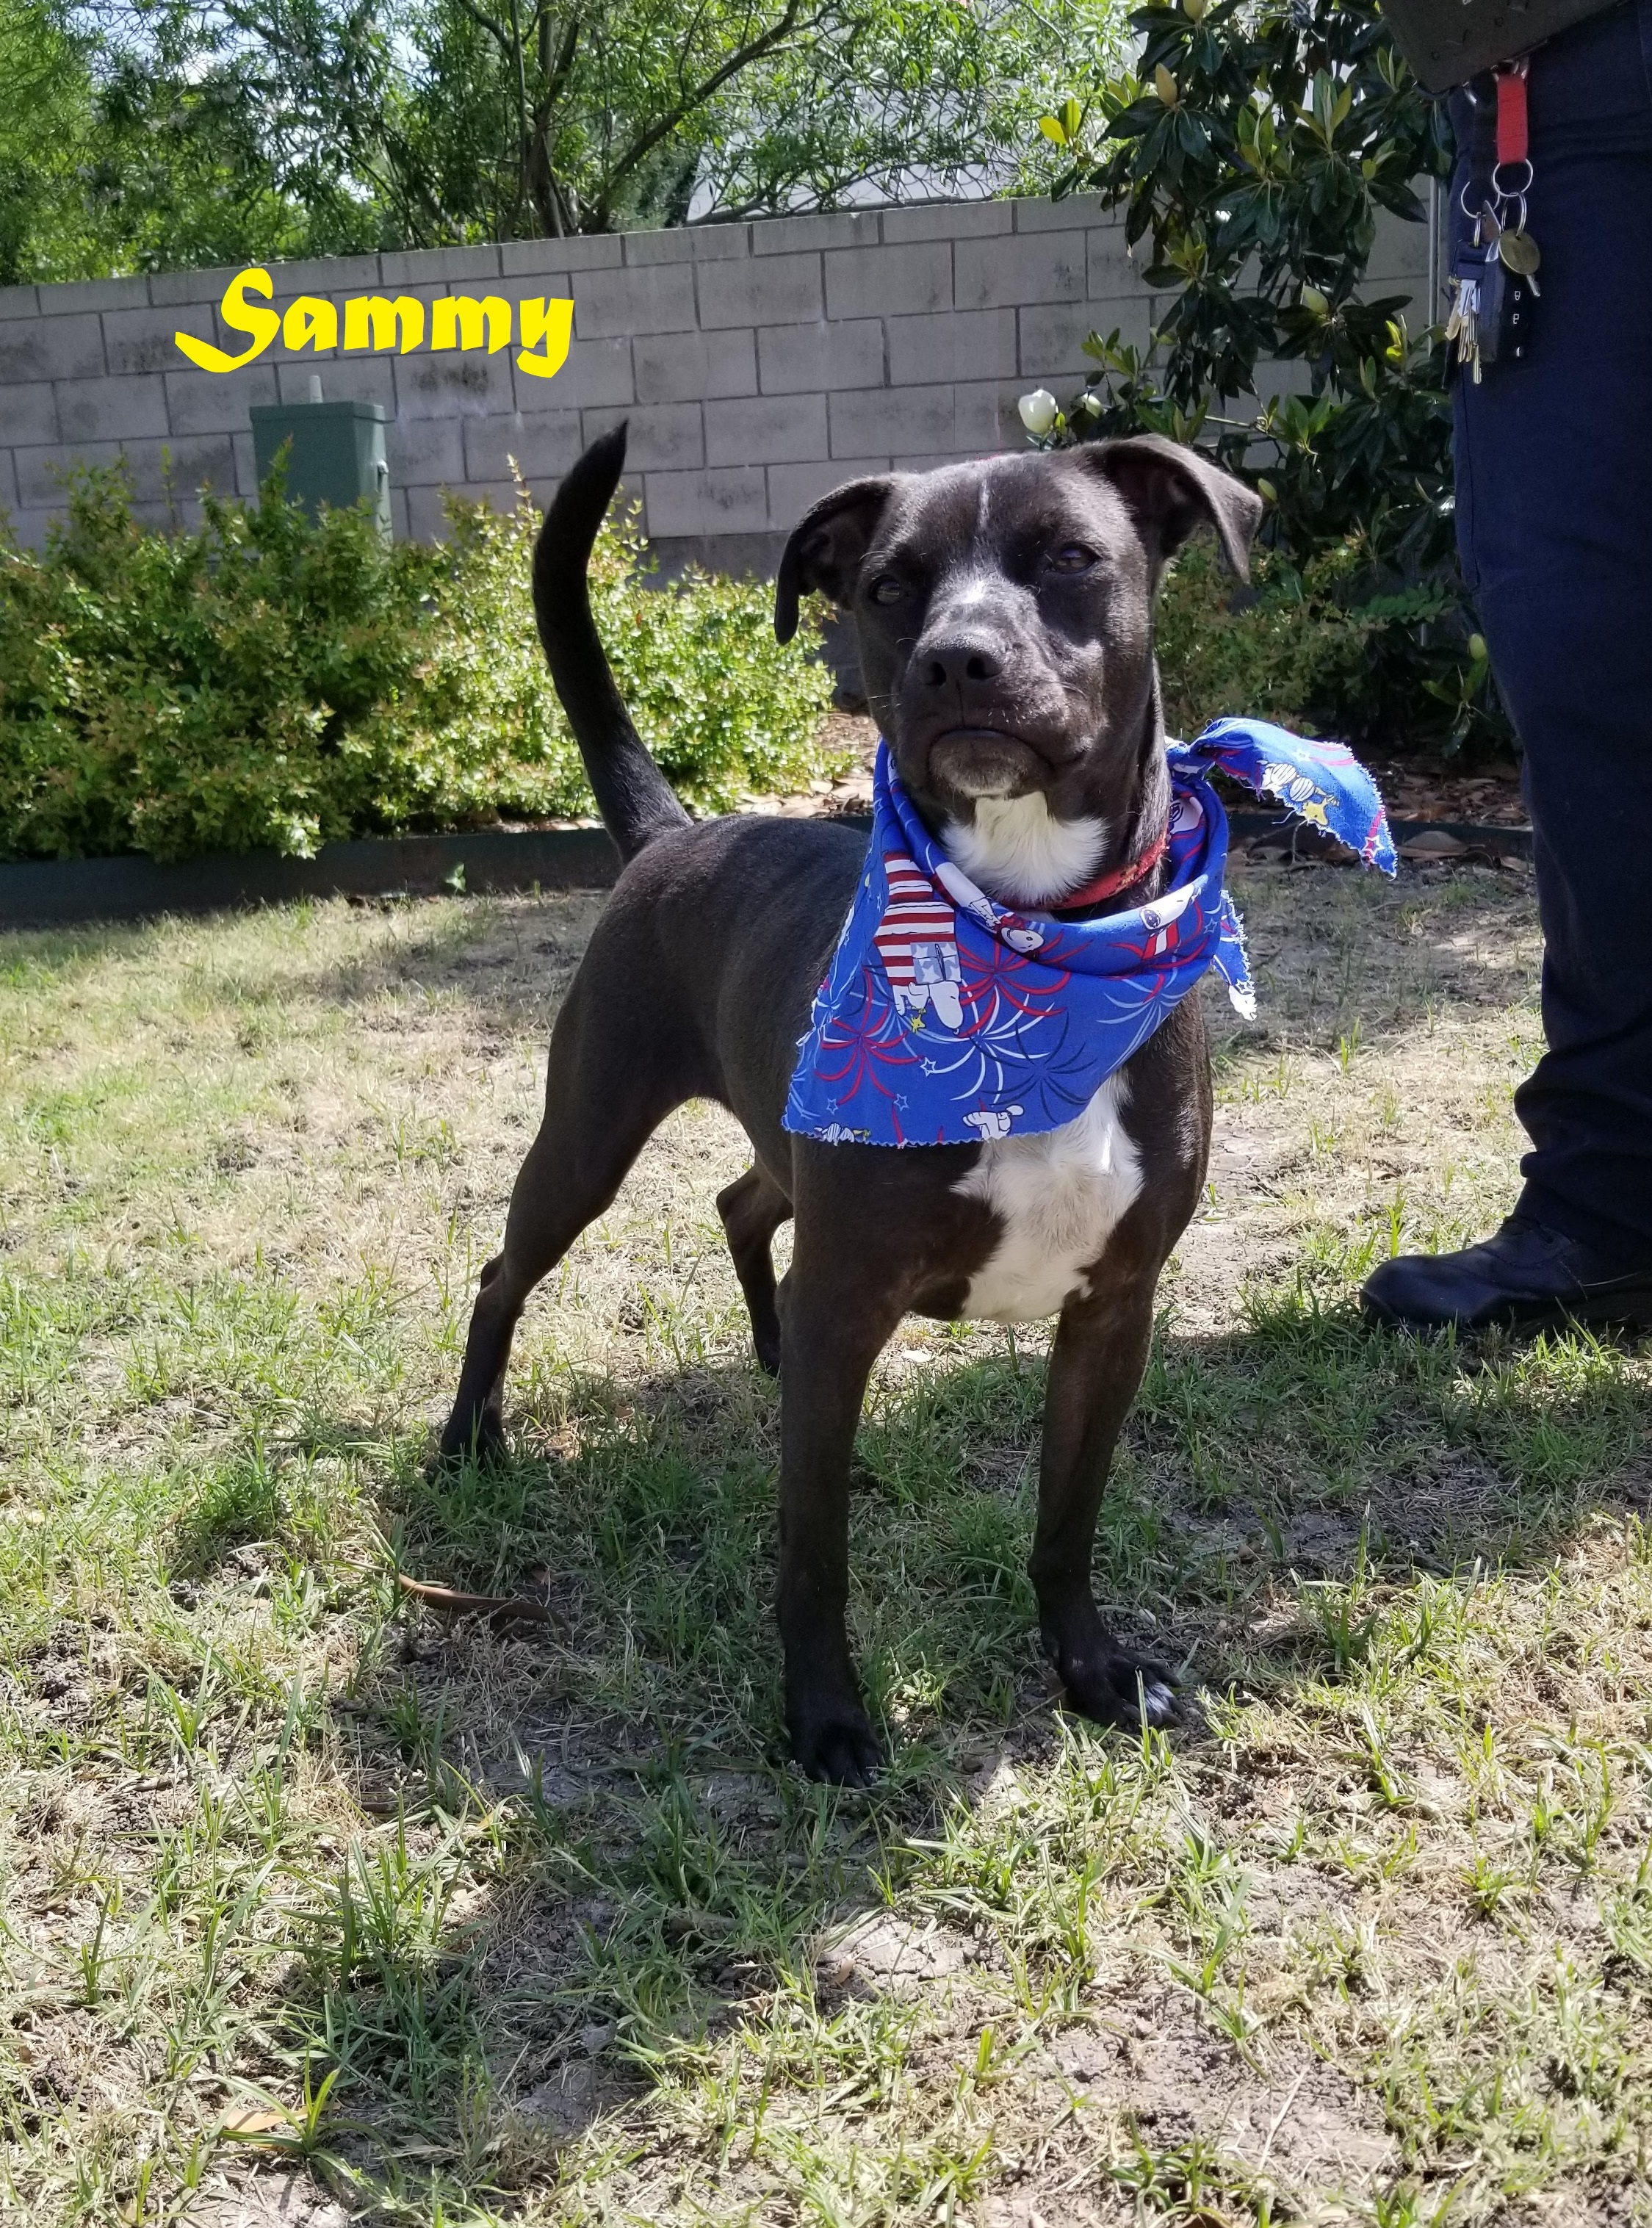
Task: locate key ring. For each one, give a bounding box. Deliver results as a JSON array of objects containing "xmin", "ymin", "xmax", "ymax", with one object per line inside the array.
[
  {"xmin": 1460, "ymin": 177, "xmax": 1493, "ymax": 221},
  {"xmin": 1493, "ymin": 157, "xmax": 1534, "ymax": 200}
]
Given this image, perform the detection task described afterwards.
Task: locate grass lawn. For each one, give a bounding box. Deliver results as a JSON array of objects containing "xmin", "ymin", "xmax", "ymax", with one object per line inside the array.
[{"xmin": 1, "ymin": 853, "xmax": 1649, "ymax": 2228}]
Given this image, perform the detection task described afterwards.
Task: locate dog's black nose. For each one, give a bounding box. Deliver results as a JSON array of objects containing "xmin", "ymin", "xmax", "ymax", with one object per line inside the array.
[{"xmin": 920, "ymin": 635, "xmax": 1004, "ymax": 689}]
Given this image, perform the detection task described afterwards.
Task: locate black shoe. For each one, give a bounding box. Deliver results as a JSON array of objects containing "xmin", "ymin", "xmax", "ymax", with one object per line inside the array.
[{"xmin": 1360, "ymin": 1212, "xmax": 1652, "ymax": 1333}]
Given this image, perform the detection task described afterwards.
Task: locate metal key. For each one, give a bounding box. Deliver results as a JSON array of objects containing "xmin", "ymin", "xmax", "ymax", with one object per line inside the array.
[
  {"xmin": 1446, "ymin": 243, "xmax": 1500, "ymax": 381},
  {"xmin": 1446, "ymin": 275, "xmax": 1476, "ymax": 371},
  {"xmin": 1498, "ymin": 227, "xmax": 1543, "ymax": 296},
  {"xmin": 1445, "ymin": 273, "xmax": 1481, "ymax": 381}
]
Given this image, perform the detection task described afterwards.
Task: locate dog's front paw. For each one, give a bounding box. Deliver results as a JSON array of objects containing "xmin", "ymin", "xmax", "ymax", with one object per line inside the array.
[
  {"xmin": 435, "ymin": 1406, "xmax": 509, "ymax": 1470},
  {"xmin": 789, "ymin": 1700, "xmax": 884, "ymax": 1786},
  {"xmin": 1049, "ymin": 1638, "xmax": 1180, "ymax": 1731}
]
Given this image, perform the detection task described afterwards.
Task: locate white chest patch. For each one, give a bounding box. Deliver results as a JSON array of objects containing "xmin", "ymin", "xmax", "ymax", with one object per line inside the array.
[
  {"xmin": 953, "ymin": 1075, "xmax": 1144, "ymax": 1323},
  {"xmin": 942, "ymin": 793, "xmax": 1107, "ymax": 906}
]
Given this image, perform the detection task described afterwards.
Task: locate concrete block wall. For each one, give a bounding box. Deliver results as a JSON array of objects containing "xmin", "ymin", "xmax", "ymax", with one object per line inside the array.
[{"xmin": 0, "ymin": 195, "xmax": 1432, "ymax": 572}]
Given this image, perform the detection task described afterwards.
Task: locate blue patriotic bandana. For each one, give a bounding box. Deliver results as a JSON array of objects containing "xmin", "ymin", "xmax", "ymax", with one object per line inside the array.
[{"xmin": 784, "ymin": 717, "xmax": 1396, "ymax": 1148}]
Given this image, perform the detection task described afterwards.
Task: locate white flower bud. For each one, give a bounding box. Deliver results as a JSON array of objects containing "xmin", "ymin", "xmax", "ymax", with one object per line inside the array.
[{"xmin": 1017, "ymin": 389, "xmax": 1059, "ymax": 436}]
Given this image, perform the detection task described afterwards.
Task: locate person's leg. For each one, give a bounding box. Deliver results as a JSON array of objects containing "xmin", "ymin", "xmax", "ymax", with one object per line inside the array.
[{"xmin": 1365, "ymin": 0, "xmax": 1652, "ymax": 1329}]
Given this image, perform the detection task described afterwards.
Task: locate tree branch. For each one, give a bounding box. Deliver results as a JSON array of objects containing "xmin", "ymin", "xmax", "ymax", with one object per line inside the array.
[
  {"xmin": 447, "ymin": 0, "xmax": 516, "ymax": 60},
  {"xmin": 598, "ymin": 0, "xmax": 829, "ymax": 205}
]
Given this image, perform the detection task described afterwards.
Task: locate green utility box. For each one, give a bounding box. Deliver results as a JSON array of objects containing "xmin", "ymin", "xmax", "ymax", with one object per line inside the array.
[{"xmin": 249, "ymin": 394, "xmax": 392, "ymax": 535}]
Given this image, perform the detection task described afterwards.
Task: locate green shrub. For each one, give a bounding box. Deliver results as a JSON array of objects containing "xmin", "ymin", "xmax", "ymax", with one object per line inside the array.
[
  {"xmin": 0, "ymin": 462, "xmax": 838, "ymax": 862},
  {"xmin": 1153, "ymin": 532, "xmax": 1493, "ymax": 750},
  {"xmin": 1156, "ymin": 536, "xmax": 1376, "ymax": 742}
]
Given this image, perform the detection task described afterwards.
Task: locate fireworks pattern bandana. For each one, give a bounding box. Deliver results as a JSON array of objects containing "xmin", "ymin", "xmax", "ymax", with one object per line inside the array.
[{"xmin": 784, "ymin": 717, "xmax": 1396, "ymax": 1148}]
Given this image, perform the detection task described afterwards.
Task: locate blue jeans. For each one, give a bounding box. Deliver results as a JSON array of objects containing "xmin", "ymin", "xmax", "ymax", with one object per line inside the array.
[{"xmin": 1450, "ymin": 1, "xmax": 1652, "ymax": 1264}]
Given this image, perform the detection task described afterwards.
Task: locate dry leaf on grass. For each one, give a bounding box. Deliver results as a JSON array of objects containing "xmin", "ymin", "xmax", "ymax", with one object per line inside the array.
[
  {"xmin": 396, "ymin": 1572, "xmax": 552, "ymax": 1625},
  {"xmin": 220, "ymin": 2110, "xmax": 293, "ymax": 2140}
]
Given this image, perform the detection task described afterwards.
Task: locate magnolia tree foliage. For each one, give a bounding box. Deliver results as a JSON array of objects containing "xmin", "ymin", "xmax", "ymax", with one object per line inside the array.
[
  {"xmin": 1050, "ymin": 0, "xmax": 1440, "ymax": 408},
  {"xmin": 1033, "ymin": 0, "xmax": 1507, "ymax": 753}
]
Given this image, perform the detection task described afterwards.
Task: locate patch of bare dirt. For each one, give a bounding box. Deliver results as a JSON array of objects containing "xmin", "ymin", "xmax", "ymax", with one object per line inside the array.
[
  {"xmin": 1050, "ymin": 2004, "xmax": 1396, "ymax": 2190},
  {"xmin": 823, "ymin": 1911, "xmax": 972, "ymax": 1992},
  {"xmin": 185, "ymin": 2167, "xmax": 350, "ymax": 2228}
]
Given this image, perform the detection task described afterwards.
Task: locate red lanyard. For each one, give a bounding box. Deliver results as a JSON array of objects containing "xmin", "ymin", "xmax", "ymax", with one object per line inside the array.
[{"xmin": 1496, "ymin": 60, "xmax": 1530, "ymax": 168}]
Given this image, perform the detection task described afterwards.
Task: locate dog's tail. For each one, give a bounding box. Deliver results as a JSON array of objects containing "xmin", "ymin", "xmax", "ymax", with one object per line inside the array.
[{"xmin": 532, "ymin": 425, "xmax": 692, "ymax": 863}]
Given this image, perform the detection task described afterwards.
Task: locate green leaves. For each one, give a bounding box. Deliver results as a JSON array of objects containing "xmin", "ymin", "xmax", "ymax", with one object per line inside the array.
[
  {"xmin": 0, "ymin": 0, "xmax": 120, "ymax": 284},
  {"xmin": 1031, "ymin": 0, "xmax": 1509, "ymax": 756},
  {"xmin": 5, "ymin": 0, "xmax": 1134, "ymax": 273},
  {"xmin": 0, "ymin": 0, "xmax": 379, "ymax": 284},
  {"xmin": 1038, "ymin": 96, "xmax": 1084, "ymax": 147},
  {"xmin": 0, "ymin": 461, "xmax": 836, "ymax": 862},
  {"xmin": 1078, "ymin": 0, "xmax": 1447, "ymax": 414},
  {"xmin": 1298, "ymin": 67, "xmax": 1355, "ymax": 150}
]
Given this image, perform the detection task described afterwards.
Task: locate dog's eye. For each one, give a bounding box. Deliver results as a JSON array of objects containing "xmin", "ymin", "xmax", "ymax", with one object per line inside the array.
[
  {"xmin": 868, "ymin": 574, "xmax": 905, "ymax": 605},
  {"xmin": 1047, "ymin": 544, "xmax": 1097, "ymax": 574}
]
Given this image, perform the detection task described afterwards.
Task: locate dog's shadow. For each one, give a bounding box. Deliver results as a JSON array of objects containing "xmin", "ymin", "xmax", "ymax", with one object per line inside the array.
[
  {"xmin": 378, "ymin": 1297, "xmax": 1651, "ymax": 1786},
  {"xmin": 283, "ymin": 1303, "xmax": 1651, "ymax": 2183}
]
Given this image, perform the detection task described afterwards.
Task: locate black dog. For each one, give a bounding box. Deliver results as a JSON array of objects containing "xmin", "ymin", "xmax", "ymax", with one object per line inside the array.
[{"xmin": 440, "ymin": 424, "xmax": 1260, "ymax": 1782}]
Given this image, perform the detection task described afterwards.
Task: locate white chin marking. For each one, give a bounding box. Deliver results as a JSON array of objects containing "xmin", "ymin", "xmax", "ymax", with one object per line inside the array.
[
  {"xmin": 942, "ymin": 792, "xmax": 1107, "ymax": 906},
  {"xmin": 954, "ymin": 1074, "xmax": 1143, "ymax": 1324},
  {"xmin": 945, "ymin": 762, "xmax": 1020, "ymax": 798}
]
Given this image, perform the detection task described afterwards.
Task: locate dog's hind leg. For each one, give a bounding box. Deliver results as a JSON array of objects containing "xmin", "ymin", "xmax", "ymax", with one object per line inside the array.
[
  {"xmin": 717, "ymin": 1166, "xmax": 792, "ymax": 1375},
  {"xmin": 439, "ymin": 978, "xmax": 691, "ymax": 1465}
]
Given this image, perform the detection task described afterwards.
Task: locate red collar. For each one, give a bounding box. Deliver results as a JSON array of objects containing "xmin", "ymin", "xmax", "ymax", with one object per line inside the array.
[{"xmin": 1045, "ymin": 828, "xmax": 1169, "ymax": 917}]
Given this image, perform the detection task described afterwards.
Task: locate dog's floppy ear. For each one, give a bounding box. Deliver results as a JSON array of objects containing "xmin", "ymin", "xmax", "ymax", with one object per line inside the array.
[
  {"xmin": 1081, "ymin": 434, "xmax": 1263, "ymax": 582},
  {"xmin": 774, "ymin": 476, "xmax": 897, "ymax": 643}
]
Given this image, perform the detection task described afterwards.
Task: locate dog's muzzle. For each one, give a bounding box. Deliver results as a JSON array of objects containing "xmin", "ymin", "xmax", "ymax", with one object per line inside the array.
[{"xmin": 927, "ymin": 730, "xmax": 1047, "ymax": 798}]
